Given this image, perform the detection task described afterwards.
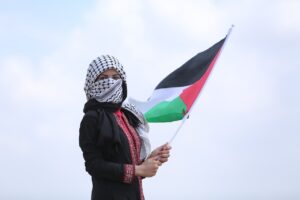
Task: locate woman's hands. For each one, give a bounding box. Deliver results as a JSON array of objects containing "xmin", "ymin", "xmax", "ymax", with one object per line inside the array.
[
  {"xmin": 148, "ymin": 143, "xmax": 172, "ymax": 164},
  {"xmin": 135, "ymin": 156, "xmax": 161, "ymax": 177},
  {"xmin": 135, "ymin": 143, "xmax": 172, "ymax": 177}
]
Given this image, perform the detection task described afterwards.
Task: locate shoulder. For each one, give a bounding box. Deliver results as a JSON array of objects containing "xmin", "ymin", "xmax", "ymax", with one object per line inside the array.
[
  {"xmin": 81, "ymin": 108, "xmax": 115, "ymax": 127},
  {"xmin": 80, "ymin": 110, "xmax": 99, "ymax": 127},
  {"xmin": 121, "ymin": 103, "xmax": 149, "ymax": 132},
  {"xmin": 84, "ymin": 110, "xmax": 98, "ymax": 119}
]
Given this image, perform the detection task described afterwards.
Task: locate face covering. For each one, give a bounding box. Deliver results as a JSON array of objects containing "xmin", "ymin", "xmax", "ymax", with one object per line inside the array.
[{"xmin": 90, "ymin": 78, "xmax": 123, "ymax": 103}]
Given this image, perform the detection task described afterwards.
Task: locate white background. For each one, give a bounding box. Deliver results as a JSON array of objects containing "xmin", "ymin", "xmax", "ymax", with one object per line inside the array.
[{"xmin": 0, "ymin": 0, "xmax": 299, "ymax": 199}]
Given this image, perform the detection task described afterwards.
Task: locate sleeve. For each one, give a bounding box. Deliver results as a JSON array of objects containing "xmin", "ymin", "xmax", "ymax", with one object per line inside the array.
[{"xmin": 79, "ymin": 115, "xmax": 135, "ymax": 183}]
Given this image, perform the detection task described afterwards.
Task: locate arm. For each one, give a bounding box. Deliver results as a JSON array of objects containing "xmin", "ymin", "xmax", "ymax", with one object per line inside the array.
[{"xmin": 79, "ymin": 115, "xmax": 134, "ymax": 183}]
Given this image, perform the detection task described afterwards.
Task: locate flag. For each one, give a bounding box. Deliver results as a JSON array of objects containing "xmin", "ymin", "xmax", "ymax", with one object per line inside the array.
[{"xmin": 130, "ymin": 36, "xmax": 227, "ymax": 123}]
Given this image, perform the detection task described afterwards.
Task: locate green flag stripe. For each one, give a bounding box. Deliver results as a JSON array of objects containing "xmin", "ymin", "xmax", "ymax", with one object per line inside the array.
[{"xmin": 145, "ymin": 96, "xmax": 187, "ymax": 122}]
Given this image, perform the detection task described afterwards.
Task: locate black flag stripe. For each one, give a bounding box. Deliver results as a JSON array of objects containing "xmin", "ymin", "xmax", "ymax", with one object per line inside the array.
[{"xmin": 156, "ymin": 38, "xmax": 226, "ymax": 89}]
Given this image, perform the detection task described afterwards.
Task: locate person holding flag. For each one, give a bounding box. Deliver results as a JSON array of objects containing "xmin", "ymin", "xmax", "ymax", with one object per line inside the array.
[
  {"xmin": 79, "ymin": 27, "xmax": 231, "ymax": 200},
  {"xmin": 79, "ymin": 55, "xmax": 171, "ymax": 200}
]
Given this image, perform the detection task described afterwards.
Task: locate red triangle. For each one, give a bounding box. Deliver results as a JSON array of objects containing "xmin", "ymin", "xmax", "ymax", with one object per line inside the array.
[{"xmin": 180, "ymin": 49, "xmax": 222, "ymax": 112}]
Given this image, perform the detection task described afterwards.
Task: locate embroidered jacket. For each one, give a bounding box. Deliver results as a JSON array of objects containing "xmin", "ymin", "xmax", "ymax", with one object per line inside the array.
[{"xmin": 79, "ymin": 99, "xmax": 145, "ymax": 200}]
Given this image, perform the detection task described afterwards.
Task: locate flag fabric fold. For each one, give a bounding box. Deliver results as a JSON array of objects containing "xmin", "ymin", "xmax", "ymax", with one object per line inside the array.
[{"xmin": 130, "ymin": 36, "xmax": 227, "ymax": 123}]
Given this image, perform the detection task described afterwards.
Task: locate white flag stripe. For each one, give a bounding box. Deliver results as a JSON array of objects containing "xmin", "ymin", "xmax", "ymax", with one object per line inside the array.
[{"xmin": 129, "ymin": 85, "xmax": 188, "ymax": 113}]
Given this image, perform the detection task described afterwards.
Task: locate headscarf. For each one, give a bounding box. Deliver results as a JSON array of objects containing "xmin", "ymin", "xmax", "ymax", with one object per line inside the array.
[{"xmin": 84, "ymin": 55, "xmax": 127, "ymax": 103}]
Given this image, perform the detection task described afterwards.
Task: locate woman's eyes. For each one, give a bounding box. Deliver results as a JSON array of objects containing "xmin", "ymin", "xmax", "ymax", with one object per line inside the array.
[
  {"xmin": 98, "ymin": 76, "xmax": 107, "ymax": 80},
  {"xmin": 112, "ymin": 75, "xmax": 121, "ymax": 79},
  {"xmin": 97, "ymin": 75, "xmax": 121, "ymax": 80}
]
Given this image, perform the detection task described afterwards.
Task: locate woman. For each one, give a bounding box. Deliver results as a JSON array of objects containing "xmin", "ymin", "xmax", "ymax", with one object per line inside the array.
[{"xmin": 79, "ymin": 55, "xmax": 171, "ymax": 200}]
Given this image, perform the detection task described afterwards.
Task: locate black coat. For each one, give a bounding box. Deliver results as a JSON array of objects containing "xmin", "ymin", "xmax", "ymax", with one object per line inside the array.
[{"xmin": 79, "ymin": 100, "xmax": 143, "ymax": 200}]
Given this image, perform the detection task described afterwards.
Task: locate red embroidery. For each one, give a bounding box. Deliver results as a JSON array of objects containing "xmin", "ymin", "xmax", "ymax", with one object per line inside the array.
[
  {"xmin": 122, "ymin": 114, "xmax": 141, "ymax": 163},
  {"xmin": 114, "ymin": 110, "xmax": 144, "ymax": 200},
  {"xmin": 121, "ymin": 113, "xmax": 145, "ymax": 200},
  {"xmin": 123, "ymin": 164, "xmax": 135, "ymax": 183}
]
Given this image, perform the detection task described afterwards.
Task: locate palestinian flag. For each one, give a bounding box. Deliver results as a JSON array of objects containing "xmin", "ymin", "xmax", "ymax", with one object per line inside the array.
[{"xmin": 130, "ymin": 36, "xmax": 227, "ymax": 122}]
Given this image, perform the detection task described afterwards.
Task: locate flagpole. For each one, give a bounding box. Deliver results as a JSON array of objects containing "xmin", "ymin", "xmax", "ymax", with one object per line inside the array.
[{"xmin": 168, "ymin": 25, "xmax": 234, "ymax": 144}]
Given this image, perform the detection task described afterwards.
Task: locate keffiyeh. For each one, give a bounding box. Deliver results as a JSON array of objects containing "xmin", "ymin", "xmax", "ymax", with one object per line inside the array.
[
  {"xmin": 84, "ymin": 55, "xmax": 127, "ymax": 103},
  {"xmin": 122, "ymin": 102, "xmax": 151, "ymax": 158},
  {"xmin": 91, "ymin": 78, "xmax": 123, "ymax": 103}
]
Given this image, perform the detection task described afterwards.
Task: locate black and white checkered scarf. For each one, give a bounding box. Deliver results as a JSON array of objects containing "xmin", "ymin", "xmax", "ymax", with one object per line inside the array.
[{"xmin": 84, "ymin": 55, "xmax": 126, "ymax": 103}]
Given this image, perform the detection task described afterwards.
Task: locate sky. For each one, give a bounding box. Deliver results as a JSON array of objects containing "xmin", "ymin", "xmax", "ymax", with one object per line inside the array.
[{"xmin": 0, "ymin": 0, "xmax": 299, "ymax": 199}]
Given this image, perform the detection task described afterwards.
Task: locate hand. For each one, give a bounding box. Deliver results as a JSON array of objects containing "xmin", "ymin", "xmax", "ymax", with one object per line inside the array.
[
  {"xmin": 149, "ymin": 143, "xmax": 172, "ymax": 164},
  {"xmin": 135, "ymin": 156, "xmax": 161, "ymax": 177}
]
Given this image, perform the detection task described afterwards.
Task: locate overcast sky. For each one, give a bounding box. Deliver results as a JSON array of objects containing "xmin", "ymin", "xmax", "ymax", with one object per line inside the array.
[{"xmin": 0, "ymin": 0, "xmax": 299, "ymax": 199}]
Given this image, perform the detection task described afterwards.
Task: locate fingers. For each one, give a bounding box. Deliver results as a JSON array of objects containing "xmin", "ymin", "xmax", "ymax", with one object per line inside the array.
[
  {"xmin": 142, "ymin": 157, "xmax": 161, "ymax": 177},
  {"xmin": 147, "ymin": 143, "xmax": 172, "ymax": 167},
  {"xmin": 160, "ymin": 153, "xmax": 170, "ymax": 158},
  {"xmin": 149, "ymin": 143, "xmax": 172, "ymax": 159},
  {"xmin": 152, "ymin": 156, "xmax": 160, "ymax": 161},
  {"xmin": 149, "ymin": 156, "xmax": 163, "ymax": 166},
  {"xmin": 157, "ymin": 143, "xmax": 171, "ymax": 151},
  {"xmin": 162, "ymin": 144, "xmax": 172, "ymax": 150},
  {"xmin": 157, "ymin": 144, "xmax": 171, "ymax": 164},
  {"xmin": 155, "ymin": 160, "xmax": 162, "ymax": 167},
  {"xmin": 159, "ymin": 144, "xmax": 172, "ymax": 153},
  {"xmin": 152, "ymin": 154, "xmax": 169, "ymax": 164},
  {"xmin": 159, "ymin": 158, "xmax": 168, "ymax": 163},
  {"xmin": 160, "ymin": 155, "xmax": 170, "ymax": 162},
  {"xmin": 158, "ymin": 144, "xmax": 171, "ymax": 154},
  {"xmin": 159, "ymin": 149, "xmax": 171, "ymax": 154},
  {"xmin": 157, "ymin": 150, "xmax": 171, "ymax": 157}
]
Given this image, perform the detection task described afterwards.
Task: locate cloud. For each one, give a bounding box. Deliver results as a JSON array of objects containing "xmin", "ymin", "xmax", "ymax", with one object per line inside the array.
[
  {"xmin": 148, "ymin": 0, "xmax": 225, "ymax": 39},
  {"xmin": 0, "ymin": 57, "xmax": 66, "ymax": 105},
  {"xmin": 274, "ymin": 1, "xmax": 300, "ymax": 33}
]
